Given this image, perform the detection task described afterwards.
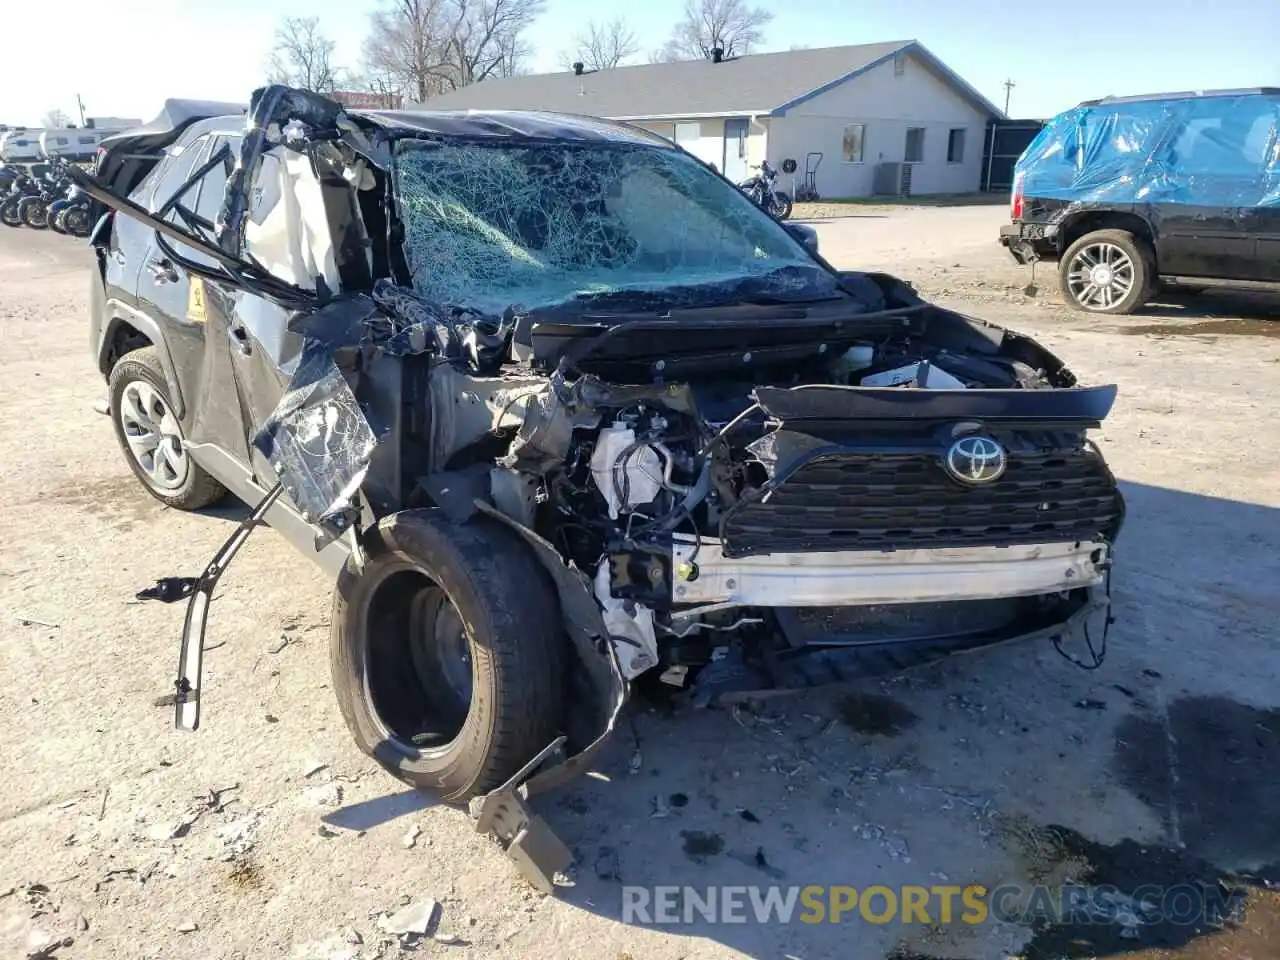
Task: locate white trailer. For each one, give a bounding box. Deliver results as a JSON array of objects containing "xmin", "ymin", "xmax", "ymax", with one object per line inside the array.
[{"xmin": 0, "ymin": 130, "xmax": 45, "ymax": 161}]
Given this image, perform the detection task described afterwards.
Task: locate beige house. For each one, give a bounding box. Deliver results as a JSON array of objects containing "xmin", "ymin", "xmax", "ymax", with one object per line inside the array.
[{"xmin": 418, "ymin": 40, "xmax": 1004, "ymax": 199}]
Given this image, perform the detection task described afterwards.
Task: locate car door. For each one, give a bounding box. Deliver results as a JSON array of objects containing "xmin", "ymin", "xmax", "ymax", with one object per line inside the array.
[
  {"xmin": 1152, "ymin": 98, "xmax": 1269, "ymax": 280},
  {"xmin": 1236, "ymin": 104, "xmax": 1280, "ymax": 281},
  {"xmin": 176, "ymin": 133, "xmax": 260, "ymax": 467},
  {"xmin": 221, "ymin": 148, "xmax": 338, "ymax": 492},
  {"xmin": 130, "ymin": 133, "xmax": 214, "ymax": 434}
]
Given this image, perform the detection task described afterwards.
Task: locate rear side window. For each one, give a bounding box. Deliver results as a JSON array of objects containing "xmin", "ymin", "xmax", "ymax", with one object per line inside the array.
[
  {"xmin": 1168, "ymin": 97, "xmax": 1277, "ymax": 177},
  {"xmin": 131, "ymin": 135, "xmax": 210, "ymax": 210},
  {"xmin": 194, "ymin": 136, "xmax": 242, "ymax": 225}
]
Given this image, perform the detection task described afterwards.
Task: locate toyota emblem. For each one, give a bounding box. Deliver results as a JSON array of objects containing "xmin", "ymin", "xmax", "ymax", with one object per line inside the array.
[{"xmin": 945, "ymin": 436, "xmax": 1007, "ymax": 484}]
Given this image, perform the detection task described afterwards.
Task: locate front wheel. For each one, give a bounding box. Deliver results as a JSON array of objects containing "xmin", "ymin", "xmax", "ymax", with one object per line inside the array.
[
  {"xmin": 1059, "ymin": 229, "xmax": 1154, "ymax": 315},
  {"xmin": 330, "ymin": 511, "xmax": 569, "ymax": 802},
  {"xmin": 62, "ymin": 205, "xmax": 89, "ymax": 236},
  {"xmin": 771, "ymin": 191, "xmax": 793, "ymax": 220}
]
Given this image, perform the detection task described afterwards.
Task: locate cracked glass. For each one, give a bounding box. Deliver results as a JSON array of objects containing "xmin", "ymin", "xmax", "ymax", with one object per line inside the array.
[{"xmin": 393, "ymin": 139, "xmax": 831, "ymax": 314}]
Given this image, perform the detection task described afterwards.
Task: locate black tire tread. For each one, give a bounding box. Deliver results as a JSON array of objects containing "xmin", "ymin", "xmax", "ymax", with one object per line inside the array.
[{"xmin": 330, "ymin": 511, "xmax": 567, "ymax": 802}]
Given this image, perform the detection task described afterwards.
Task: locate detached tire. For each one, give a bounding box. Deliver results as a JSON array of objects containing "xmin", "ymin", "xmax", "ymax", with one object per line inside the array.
[
  {"xmin": 331, "ymin": 511, "xmax": 568, "ymax": 802},
  {"xmin": 1059, "ymin": 228, "xmax": 1154, "ymax": 315}
]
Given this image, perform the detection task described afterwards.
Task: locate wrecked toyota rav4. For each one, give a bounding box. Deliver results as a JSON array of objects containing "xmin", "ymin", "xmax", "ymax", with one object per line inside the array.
[{"xmin": 77, "ymin": 85, "xmax": 1124, "ymax": 889}]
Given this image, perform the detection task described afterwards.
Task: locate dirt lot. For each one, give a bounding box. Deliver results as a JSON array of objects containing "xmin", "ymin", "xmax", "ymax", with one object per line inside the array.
[{"xmin": 1, "ymin": 203, "xmax": 1278, "ymax": 960}]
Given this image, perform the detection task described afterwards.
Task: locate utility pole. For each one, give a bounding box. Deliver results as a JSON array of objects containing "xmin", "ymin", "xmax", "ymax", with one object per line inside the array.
[
  {"xmin": 75, "ymin": 93, "xmax": 87, "ymax": 127},
  {"xmin": 1002, "ymin": 79, "xmax": 1016, "ymax": 116}
]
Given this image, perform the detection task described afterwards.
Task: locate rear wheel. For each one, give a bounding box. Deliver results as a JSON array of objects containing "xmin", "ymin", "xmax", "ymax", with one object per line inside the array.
[
  {"xmin": 108, "ymin": 347, "xmax": 226, "ymax": 510},
  {"xmin": 1059, "ymin": 229, "xmax": 1153, "ymax": 315},
  {"xmin": 330, "ymin": 511, "xmax": 568, "ymax": 802},
  {"xmin": 1, "ymin": 197, "xmax": 24, "ymax": 226},
  {"xmin": 21, "ymin": 200, "xmax": 48, "ymax": 229},
  {"xmin": 772, "ymin": 191, "xmax": 793, "ymax": 220}
]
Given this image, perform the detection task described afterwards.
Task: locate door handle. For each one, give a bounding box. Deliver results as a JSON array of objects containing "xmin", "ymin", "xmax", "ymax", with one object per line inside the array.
[
  {"xmin": 230, "ymin": 324, "xmax": 252, "ymax": 356},
  {"xmin": 146, "ymin": 258, "xmax": 179, "ymax": 284}
]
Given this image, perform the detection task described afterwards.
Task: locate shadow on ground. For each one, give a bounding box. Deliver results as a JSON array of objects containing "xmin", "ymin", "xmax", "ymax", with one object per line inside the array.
[
  {"xmin": 323, "ymin": 788, "xmax": 434, "ymax": 831},
  {"xmin": 522, "ymin": 481, "xmax": 1280, "ymax": 960},
  {"xmin": 1129, "ymin": 286, "xmax": 1280, "ymax": 325}
]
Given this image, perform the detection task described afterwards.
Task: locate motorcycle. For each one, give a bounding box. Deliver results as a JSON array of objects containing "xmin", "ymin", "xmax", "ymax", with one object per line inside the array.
[
  {"xmin": 18, "ymin": 162, "xmax": 72, "ymax": 230},
  {"xmin": 50, "ymin": 184, "xmax": 91, "ymax": 236},
  {"xmin": 1, "ymin": 169, "xmax": 43, "ymax": 227},
  {"xmin": 737, "ymin": 160, "xmax": 793, "ymax": 220}
]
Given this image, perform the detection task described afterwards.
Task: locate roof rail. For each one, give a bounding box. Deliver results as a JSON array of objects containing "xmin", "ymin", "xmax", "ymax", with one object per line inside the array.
[{"xmin": 1077, "ymin": 87, "xmax": 1280, "ymax": 107}]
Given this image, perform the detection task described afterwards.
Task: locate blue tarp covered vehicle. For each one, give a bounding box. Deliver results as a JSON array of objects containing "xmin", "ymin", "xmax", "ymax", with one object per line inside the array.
[{"xmin": 999, "ymin": 88, "xmax": 1280, "ymax": 314}]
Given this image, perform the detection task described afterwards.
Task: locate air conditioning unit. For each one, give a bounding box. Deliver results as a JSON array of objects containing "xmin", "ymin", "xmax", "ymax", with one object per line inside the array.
[{"xmin": 872, "ymin": 161, "xmax": 913, "ymax": 197}]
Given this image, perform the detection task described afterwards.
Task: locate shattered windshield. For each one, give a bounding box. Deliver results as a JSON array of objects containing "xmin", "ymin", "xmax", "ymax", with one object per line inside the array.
[{"xmin": 394, "ymin": 139, "xmax": 835, "ymax": 314}]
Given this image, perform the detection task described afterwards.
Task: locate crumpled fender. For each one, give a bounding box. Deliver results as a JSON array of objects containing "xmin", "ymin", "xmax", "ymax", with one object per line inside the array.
[
  {"xmin": 465, "ymin": 501, "xmax": 628, "ymax": 893},
  {"xmin": 472, "ymin": 500, "xmax": 629, "ymax": 795}
]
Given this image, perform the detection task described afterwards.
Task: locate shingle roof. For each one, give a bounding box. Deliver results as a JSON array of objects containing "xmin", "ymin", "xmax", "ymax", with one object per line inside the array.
[{"xmin": 416, "ymin": 40, "xmax": 1002, "ymax": 120}]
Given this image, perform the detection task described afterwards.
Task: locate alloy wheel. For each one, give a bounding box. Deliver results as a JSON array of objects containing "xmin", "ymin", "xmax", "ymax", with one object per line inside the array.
[
  {"xmin": 117, "ymin": 380, "xmax": 189, "ymax": 491},
  {"xmin": 1065, "ymin": 242, "xmax": 1135, "ymax": 311}
]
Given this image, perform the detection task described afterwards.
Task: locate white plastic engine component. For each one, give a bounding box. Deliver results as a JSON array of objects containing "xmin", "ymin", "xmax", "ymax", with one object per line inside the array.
[
  {"xmin": 860, "ymin": 360, "xmax": 967, "ymax": 389},
  {"xmin": 831, "ymin": 344, "xmax": 875, "ymax": 381},
  {"xmin": 593, "ymin": 561, "xmax": 659, "ymax": 679},
  {"xmin": 590, "ymin": 422, "xmax": 664, "ymax": 519}
]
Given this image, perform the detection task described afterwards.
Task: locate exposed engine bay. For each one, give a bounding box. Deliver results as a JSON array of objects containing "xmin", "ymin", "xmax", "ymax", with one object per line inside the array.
[{"xmin": 433, "ymin": 307, "xmax": 1123, "ymax": 697}]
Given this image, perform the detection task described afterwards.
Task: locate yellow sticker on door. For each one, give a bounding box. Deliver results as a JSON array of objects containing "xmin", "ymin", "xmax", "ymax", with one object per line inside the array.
[{"xmin": 187, "ymin": 278, "xmax": 207, "ymax": 322}]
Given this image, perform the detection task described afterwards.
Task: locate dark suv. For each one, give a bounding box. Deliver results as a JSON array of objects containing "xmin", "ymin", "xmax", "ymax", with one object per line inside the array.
[
  {"xmin": 1000, "ymin": 88, "xmax": 1280, "ymax": 314},
  {"xmin": 81, "ymin": 84, "xmax": 1123, "ymax": 889}
]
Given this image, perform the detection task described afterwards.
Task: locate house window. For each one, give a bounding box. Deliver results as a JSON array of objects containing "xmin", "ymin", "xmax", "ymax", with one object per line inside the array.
[
  {"xmin": 842, "ymin": 124, "xmax": 865, "ymax": 163},
  {"xmin": 947, "ymin": 128, "xmax": 966, "ymax": 163},
  {"xmin": 673, "ymin": 122, "xmax": 700, "ymax": 145},
  {"xmin": 905, "ymin": 127, "xmax": 926, "ymax": 163},
  {"xmin": 893, "ymin": 53, "xmax": 906, "ymax": 76}
]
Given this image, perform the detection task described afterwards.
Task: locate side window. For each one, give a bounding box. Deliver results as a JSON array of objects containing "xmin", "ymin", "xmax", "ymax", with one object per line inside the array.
[
  {"xmin": 194, "ymin": 136, "xmax": 241, "ymax": 226},
  {"xmin": 1169, "ymin": 98, "xmax": 1274, "ymax": 179},
  {"xmin": 136, "ymin": 135, "xmax": 210, "ymax": 211}
]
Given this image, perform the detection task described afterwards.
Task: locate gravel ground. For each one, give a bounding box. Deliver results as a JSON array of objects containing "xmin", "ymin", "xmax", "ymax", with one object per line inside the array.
[{"xmin": 1, "ymin": 206, "xmax": 1277, "ymax": 960}]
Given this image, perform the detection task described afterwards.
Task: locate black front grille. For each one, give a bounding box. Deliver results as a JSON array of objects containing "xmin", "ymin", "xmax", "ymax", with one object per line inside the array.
[{"xmin": 720, "ymin": 445, "xmax": 1123, "ymax": 557}]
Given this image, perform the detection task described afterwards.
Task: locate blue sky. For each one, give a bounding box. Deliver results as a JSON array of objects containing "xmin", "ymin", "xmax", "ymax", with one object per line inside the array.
[{"xmin": 2, "ymin": 0, "xmax": 1276, "ymax": 126}]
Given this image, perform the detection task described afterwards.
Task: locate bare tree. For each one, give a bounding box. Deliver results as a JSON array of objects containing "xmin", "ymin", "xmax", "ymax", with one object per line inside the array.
[
  {"xmin": 268, "ymin": 16, "xmax": 340, "ymax": 93},
  {"xmin": 365, "ymin": 0, "xmax": 448, "ymax": 102},
  {"xmin": 364, "ymin": 0, "xmax": 544, "ymax": 102},
  {"xmin": 559, "ymin": 17, "xmax": 640, "ymax": 71},
  {"xmin": 660, "ymin": 0, "xmax": 774, "ymax": 61},
  {"xmin": 42, "ymin": 108, "xmax": 70, "ymax": 128}
]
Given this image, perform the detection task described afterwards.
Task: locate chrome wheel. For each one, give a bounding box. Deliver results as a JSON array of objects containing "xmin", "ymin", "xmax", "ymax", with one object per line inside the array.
[
  {"xmin": 1066, "ymin": 242, "xmax": 1135, "ymax": 311},
  {"xmin": 117, "ymin": 380, "xmax": 189, "ymax": 491}
]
